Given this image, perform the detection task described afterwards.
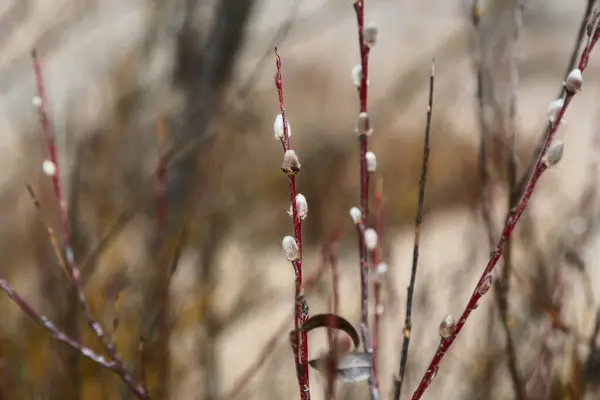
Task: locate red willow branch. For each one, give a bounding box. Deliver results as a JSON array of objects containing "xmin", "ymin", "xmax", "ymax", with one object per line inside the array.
[
  {"xmin": 393, "ymin": 59, "xmax": 435, "ymax": 400},
  {"xmin": 224, "ymin": 231, "xmax": 341, "ymax": 400},
  {"xmin": 350, "ymin": 1, "xmax": 379, "ymax": 398},
  {"xmin": 410, "ymin": 20, "xmax": 598, "ymax": 400},
  {"xmin": 28, "ymin": 49, "xmax": 148, "ymax": 399},
  {"xmin": 513, "ymin": 4, "xmax": 597, "ymax": 202},
  {"xmin": 273, "ymin": 47, "xmax": 310, "ymax": 400}
]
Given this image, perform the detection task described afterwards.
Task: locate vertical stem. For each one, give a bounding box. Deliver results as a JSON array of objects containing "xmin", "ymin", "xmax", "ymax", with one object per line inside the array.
[
  {"xmin": 326, "ymin": 245, "xmax": 340, "ymax": 400},
  {"xmin": 393, "ymin": 60, "xmax": 435, "ymax": 400},
  {"xmin": 274, "ymin": 48, "xmax": 310, "ymax": 400},
  {"xmin": 471, "ymin": 0, "xmax": 496, "ymax": 248},
  {"xmin": 155, "ymin": 113, "xmax": 170, "ymax": 400},
  {"xmin": 495, "ymin": 2, "xmax": 526, "ymax": 399},
  {"xmin": 351, "ymin": 2, "xmax": 377, "ymax": 398},
  {"xmin": 371, "ymin": 177, "xmax": 384, "ymax": 389}
]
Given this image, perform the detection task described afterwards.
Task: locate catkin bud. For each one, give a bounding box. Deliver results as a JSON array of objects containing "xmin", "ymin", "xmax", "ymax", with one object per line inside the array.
[
  {"xmin": 366, "ymin": 151, "xmax": 377, "ymax": 172},
  {"xmin": 547, "ymin": 99, "xmax": 565, "ymax": 124},
  {"xmin": 349, "ymin": 207, "xmax": 362, "ymax": 224},
  {"xmin": 565, "ymin": 68, "xmax": 583, "ymax": 93},
  {"xmin": 356, "ymin": 112, "xmax": 372, "ymax": 136},
  {"xmin": 273, "ymin": 114, "xmax": 292, "ymax": 140},
  {"xmin": 282, "ymin": 236, "xmax": 300, "ymax": 261},
  {"xmin": 289, "ymin": 193, "xmax": 308, "ymax": 220},
  {"xmin": 364, "ymin": 22, "xmax": 379, "ymax": 48},
  {"xmin": 281, "ymin": 150, "xmax": 301, "ymax": 175},
  {"xmin": 352, "ymin": 64, "xmax": 362, "ymax": 87},
  {"xmin": 42, "ymin": 160, "xmax": 56, "ymax": 176},
  {"xmin": 438, "ymin": 315, "xmax": 455, "ymax": 339},
  {"xmin": 364, "ymin": 228, "xmax": 378, "ymax": 251},
  {"xmin": 32, "ymin": 96, "xmax": 43, "ymax": 108},
  {"xmin": 371, "ymin": 262, "xmax": 388, "ymax": 283},
  {"xmin": 542, "ymin": 140, "xmax": 564, "ymax": 167}
]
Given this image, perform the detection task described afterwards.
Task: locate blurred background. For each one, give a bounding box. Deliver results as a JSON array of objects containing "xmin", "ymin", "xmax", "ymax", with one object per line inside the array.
[{"xmin": 1, "ymin": 0, "xmax": 600, "ymax": 399}]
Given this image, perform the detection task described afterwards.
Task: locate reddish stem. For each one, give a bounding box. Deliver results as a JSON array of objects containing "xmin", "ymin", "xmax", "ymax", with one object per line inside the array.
[
  {"xmin": 352, "ymin": 2, "xmax": 378, "ymax": 398},
  {"xmin": 411, "ymin": 29, "xmax": 600, "ymax": 400},
  {"xmin": 274, "ymin": 48, "xmax": 310, "ymax": 400},
  {"xmin": 30, "ymin": 50, "xmax": 148, "ymax": 399}
]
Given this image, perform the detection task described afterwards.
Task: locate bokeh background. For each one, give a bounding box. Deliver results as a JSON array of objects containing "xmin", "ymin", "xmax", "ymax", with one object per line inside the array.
[{"xmin": 1, "ymin": 0, "xmax": 600, "ymax": 399}]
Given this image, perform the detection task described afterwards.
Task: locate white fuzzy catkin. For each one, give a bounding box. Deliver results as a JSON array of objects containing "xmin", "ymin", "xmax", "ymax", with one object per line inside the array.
[
  {"xmin": 42, "ymin": 160, "xmax": 56, "ymax": 176},
  {"xmin": 438, "ymin": 315, "xmax": 455, "ymax": 339},
  {"xmin": 294, "ymin": 193, "xmax": 308, "ymax": 219},
  {"xmin": 543, "ymin": 140, "xmax": 564, "ymax": 167},
  {"xmin": 364, "ymin": 22, "xmax": 379, "ymax": 47},
  {"xmin": 349, "ymin": 207, "xmax": 362, "ymax": 224},
  {"xmin": 366, "ymin": 151, "xmax": 377, "ymax": 172},
  {"xmin": 352, "ymin": 64, "xmax": 362, "ymax": 87},
  {"xmin": 364, "ymin": 228, "xmax": 378, "ymax": 251},
  {"xmin": 547, "ymin": 99, "xmax": 565, "ymax": 123},
  {"xmin": 281, "ymin": 150, "xmax": 301, "ymax": 174},
  {"xmin": 356, "ymin": 112, "xmax": 372, "ymax": 136},
  {"xmin": 565, "ymin": 68, "xmax": 583, "ymax": 93},
  {"xmin": 273, "ymin": 114, "xmax": 292, "ymax": 139},
  {"xmin": 376, "ymin": 262, "xmax": 388, "ymax": 275},
  {"xmin": 32, "ymin": 96, "xmax": 43, "ymax": 108},
  {"xmin": 282, "ymin": 236, "xmax": 300, "ymax": 261}
]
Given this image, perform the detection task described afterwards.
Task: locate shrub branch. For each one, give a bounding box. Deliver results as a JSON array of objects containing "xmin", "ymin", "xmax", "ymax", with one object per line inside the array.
[{"xmin": 410, "ymin": 22, "xmax": 599, "ymax": 399}]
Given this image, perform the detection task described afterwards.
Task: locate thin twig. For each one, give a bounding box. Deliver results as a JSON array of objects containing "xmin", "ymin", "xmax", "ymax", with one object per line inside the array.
[
  {"xmin": 30, "ymin": 50, "xmax": 148, "ymax": 399},
  {"xmin": 393, "ymin": 59, "xmax": 435, "ymax": 400},
  {"xmin": 351, "ymin": 2, "xmax": 378, "ymax": 398},
  {"xmin": 0, "ymin": 279, "xmax": 117, "ymax": 370},
  {"xmin": 410, "ymin": 25, "xmax": 600, "ymax": 399},
  {"xmin": 558, "ymin": 0, "xmax": 597, "ymax": 100},
  {"xmin": 138, "ymin": 336, "xmax": 146, "ymax": 390},
  {"xmin": 155, "ymin": 112, "xmax": 171, "ymax": 399},
  {"xmin": 495, "ymin": 2, "xmax": 526, "ymax": 399},
  {"xmin": 326, "ymin": 233, "xmax": 341, "ymax": 400},
  {"xmin": 471, "ymin": 0, "xmax": 496, "ymax": 248},
  {"xmin": 513, "ymin": 0, "xmax": 597, "ymax": 202},
  {"xmin": 25, "ymin": 184, "xmax": 69, "ymax": 282},
  {"xmin": 274, "ymin": 47, "xmax": 310, "ymax": 400},
  {"xmin": 371, "ymin": 177, "xmax": 384, "ymax": 390}
]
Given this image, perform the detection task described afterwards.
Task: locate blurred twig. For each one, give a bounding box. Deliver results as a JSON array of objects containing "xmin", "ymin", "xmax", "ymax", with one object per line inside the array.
[
  {"xmin": 393, "ymin": 59, "xmax": 434, "ymax": 400},
  {"xmin": 411, "ymin": 20, "xmax": 600, "ymax": 399},
  {"xmin": 495, "ymin": 2, "xmax": 526, "ymax": 399},
  {"xmin": 471, "ymin": 0, "xmax": 496, "ymax": 249},
  {"xmin": 370, "ymin": 177, "xmax": 384, "ymax": 391},
  {"xmin": 26, "ymin": 49, "xmax": 148, "ymax": 399},
  {"xmin": 513, "ymin": 0, "xmax": 597, "ymax": 203},
  {"xmin": 326, "ymin": 222, "xmax": 341, "ymax": 400}
]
